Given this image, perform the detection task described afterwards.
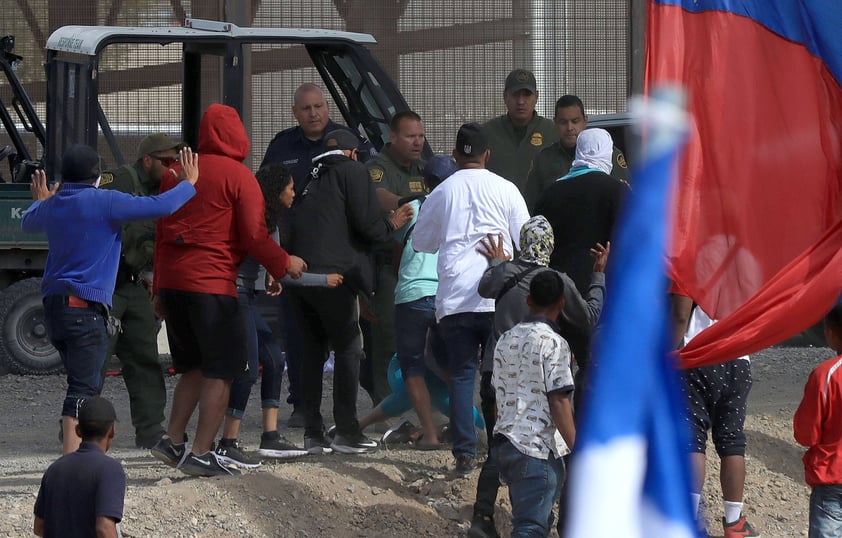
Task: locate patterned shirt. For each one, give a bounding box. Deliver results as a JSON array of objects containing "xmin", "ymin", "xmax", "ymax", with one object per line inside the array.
[{"xmin": 492, "ymin": 316, "xmax": 574, "ymax": 459}]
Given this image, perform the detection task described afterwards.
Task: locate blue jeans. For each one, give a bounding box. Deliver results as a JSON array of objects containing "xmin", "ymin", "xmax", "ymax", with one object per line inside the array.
[
  {"xmin": 228, "ymin": 288, "xmax": 285, "ymax": 418},
  {"xmin": 277, "ymin": 292, "xmax": 303, "ymax": 407},
  {"xmin": 43, "ymin": 295, "xmax": 109, "ymax": 417},
  {"xmin": 438, "ymin": 311, "xmax": 492, "ymax": 460},
  {"xmin": 493, "ymin": 436, "xmax": 564, "ymax": 538},
  {"xmin": 810, "ymin": 484, "xmax": 842, "ymax": 538}
]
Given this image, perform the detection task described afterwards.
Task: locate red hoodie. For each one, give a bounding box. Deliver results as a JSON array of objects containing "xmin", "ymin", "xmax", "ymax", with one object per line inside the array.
[
  {"xmin": 154, "ymin": 103, "xmax": 290, "ymax": 296},
  {"xmin": 794, "ymin": 354, "xmax": 842, "ymax": 487}
]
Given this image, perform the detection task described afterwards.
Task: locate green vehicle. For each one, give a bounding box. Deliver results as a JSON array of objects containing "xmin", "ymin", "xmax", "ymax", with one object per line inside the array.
[{"xmin": 0, "ymin": 18, "xmax": 424, "ymax": 374}]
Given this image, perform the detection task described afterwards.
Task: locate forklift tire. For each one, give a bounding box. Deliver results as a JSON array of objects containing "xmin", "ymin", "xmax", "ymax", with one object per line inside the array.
[{"xmin": 0, "ymin": 278, "xmax": 62, "ymax": 375}]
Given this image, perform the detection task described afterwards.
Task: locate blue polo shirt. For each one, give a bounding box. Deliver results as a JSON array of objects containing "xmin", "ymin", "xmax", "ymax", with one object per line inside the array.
[{"xmin": 34, "ymin": 441, "xmax": 126, "ymax": 538}]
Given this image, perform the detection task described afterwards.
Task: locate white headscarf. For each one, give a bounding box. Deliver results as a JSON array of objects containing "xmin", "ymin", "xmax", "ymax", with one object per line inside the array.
[{"xmin": 571, "ymin": 128, "xmax": 613, "ymax": 174}]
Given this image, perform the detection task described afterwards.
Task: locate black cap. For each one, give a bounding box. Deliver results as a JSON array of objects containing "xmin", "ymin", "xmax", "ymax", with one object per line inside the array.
[
  {"xmin": 455, "ymin": 123, "xmax": 488, "ymax": 157},
  {"xmin": 61, "ymin": 144, "xmax": 101, "ymax": 183},
  {"xmin": 78, "ymin": 396, "xmax": 117, "ymax": 424},
  {"xmin": 505, "ymin": 68, "xmax": 537, "ymax": 94},
  {"xmin": 323, "ymin": 129, "xmax": 359, "ymax": 151}
]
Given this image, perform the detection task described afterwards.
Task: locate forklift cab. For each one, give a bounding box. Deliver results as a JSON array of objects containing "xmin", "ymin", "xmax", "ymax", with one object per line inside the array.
[{"xmin": 44, "ymin": 18, "xmax": 419, "ymax": 177}]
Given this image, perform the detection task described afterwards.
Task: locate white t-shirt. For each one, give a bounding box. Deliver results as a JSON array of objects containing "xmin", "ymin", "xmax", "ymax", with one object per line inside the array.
[
  {"xmin": 684, "ymin": 306, "xmax": 750, "ymax": 362},
  {"xmin": 492, "ymin": 319, "xmax": 574, "ymax": 459},
  {"xmin": 412, "ymin": 167, "xmax": 529, "ymax": 321}
]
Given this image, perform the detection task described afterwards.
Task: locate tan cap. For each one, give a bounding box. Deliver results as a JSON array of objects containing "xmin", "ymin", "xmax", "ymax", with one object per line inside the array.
[{"xmin": 136, "ymin": 133, "xmax": 185, "ymax": 161}]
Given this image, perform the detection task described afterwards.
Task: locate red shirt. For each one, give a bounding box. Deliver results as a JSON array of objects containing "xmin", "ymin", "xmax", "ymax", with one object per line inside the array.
[
  {"xmin": 794, "ymin": 354, "xmax": 842, "ymax": 487},
  {"xmin": 154, "ymin": 104, "xmax": 290, "ymax": 296}
]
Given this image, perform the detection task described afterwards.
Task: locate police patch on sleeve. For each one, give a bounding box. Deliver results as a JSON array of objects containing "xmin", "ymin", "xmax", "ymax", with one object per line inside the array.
[
  {"xmin": 99, "ymin": 172, "xmax": 114, "ymax": 187},
  {"xmin": 369, "ymin": 168, "xmax": 384, "ymax": 183},
  {"xmin": 616, "ymin": 154, "xmax": 628, "ymax": 169}
]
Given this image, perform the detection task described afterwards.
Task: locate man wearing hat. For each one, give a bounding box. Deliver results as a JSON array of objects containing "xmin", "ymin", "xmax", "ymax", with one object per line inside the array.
[
  {"xmin": 98, "ymin": 133, "xmax": 185, "ymax": 449},
  {"xmin": 22, "ymin": 143, "xmax": 198, "ymax": 455},
  {"xmin": 413, "ymin": 123, "xmax": 529, "ymax": 478},
  {"xmin": 286, "ymin": 128, "xmax": 413, "ymax": 455},
  {"xmin": 34, "ymin": 396, "xmax": 126, "ymax": 538},
  {"xmin": 482, "ymin": 68, "xmax": 558, "ymax": 195}
]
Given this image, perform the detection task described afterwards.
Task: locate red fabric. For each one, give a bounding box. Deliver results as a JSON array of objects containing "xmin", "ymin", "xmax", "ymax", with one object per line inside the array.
[
  {"xmin": 647, "ymin": 4, "xmax": 842, "ymax": 366},
  {"xmin": 154, "ymin": 104, "xmax": 290, "ymax": 297},
  {"xmin": 794, "ymin": 354, "xmax": 842, "ymax": 488}
]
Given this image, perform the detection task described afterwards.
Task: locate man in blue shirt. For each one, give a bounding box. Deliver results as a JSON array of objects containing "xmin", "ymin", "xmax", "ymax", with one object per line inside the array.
[
  {"xmin": 34, "ymin": 396, "xmax": 126, "ymax": 538},
  {"xmin": 22, "ymin": 144, "xmax": 198, "ymax": 453}
]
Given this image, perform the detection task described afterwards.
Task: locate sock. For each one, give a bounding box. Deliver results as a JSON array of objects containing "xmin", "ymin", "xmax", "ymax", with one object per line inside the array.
[
  {"xmin": 723, "ymin": 500, "xmax": 743, "ymax": 524},
  {"xmin": 690, "ymin": 493, "xmax": 701, "ymax": 519},
  {"xmin": 262, "ymin": 430, "xmax": 280, "ymax": 441},
  {"xmin": 219, "ymin": 437, "xmax": 236, "ymax": 447}
]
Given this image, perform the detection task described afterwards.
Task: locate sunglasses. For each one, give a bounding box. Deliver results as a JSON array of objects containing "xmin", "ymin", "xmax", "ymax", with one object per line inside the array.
[{"xmin": 149, "ymin": 154, "xmax": 180, "ymax": 167}]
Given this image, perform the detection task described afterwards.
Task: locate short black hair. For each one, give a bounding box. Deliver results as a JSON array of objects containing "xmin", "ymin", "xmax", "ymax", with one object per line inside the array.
[
  {"xmin": 555, "ymin": 95, "xmax": 585, "ymax": 117},
  {"xmin": 528, "ymin": 270, "xmax": 565, "ymax": 307},
  {"xmin": 255, "ymin": 163, "xmax": 291, "ymax": 230},
  {"xmin": 825, "ymin": 303, "xmax": 842, "ymax": 336},
  {"xmin": 78, "ymin": 420, "xmax": 113, "ymax": 441},
  {"xmin": 390, "ymin": 110, "xmax": 422, "ymax": 133}
]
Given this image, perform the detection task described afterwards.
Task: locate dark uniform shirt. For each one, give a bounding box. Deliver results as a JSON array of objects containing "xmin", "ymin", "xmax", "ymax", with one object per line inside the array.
[
  {"xmin": 366, "ymin": 144, "xmax": 426, "ymax": 199},
  {"xmin": 98, "ymin": 162, "xmax": 156, "ymax": 278},
  {"xmin": 482, "ymin": 112, "xmax": 558, "ymax": 194},
  {"xmin": 261, "ymin": 119, "xmax": 373, "ymax": 192},
  {"xmin": 525, "ymin": 141, "xmax": 630, "ymax": 211}
]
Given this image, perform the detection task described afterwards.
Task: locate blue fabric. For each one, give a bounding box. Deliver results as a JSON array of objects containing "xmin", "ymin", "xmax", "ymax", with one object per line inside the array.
[
  {"xmin": 653, "ymin": 0, "xmax": 842, "ymax": 84},
  {"xmin": 438, "ymin": 311, "xmax": 492, "ymax": 459},
  {"xmin": 394, "ymin": 296, "xmax": 437, "ymax": 378},
  {"xmin": 33, "ymin": 441, "xmax": 126, "ymax": 538},
  {"xmin": 228, "ymin": 288, "xmax": 285, "ymax": 417},
  {"xmin": 557, "ymin": 165, "xmax": 597, "ymax": 181},
  {"xmin": 810, "ymin": 485, "xmax": 842, "ymax": 538},
  {"xmin": 43, "ymin": 295, "xmax": 110, "ymax": 417},
  {"xmin": 493, "ymin": 437, "xmax": 564, "ymax": 538},
  {"xmin": 22, "ymin": 181, "xmax": 195, "ymax": 307},
  {"xmin": 394, "ymin": 199, "xmax": 438, "ymax": 304},
  {"xmin": 277, "ymin": 292, "xmax": 303, "ymax": 406}
]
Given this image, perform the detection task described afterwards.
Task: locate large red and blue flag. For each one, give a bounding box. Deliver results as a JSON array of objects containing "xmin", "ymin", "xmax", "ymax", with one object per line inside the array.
[{"xmin": 647, "ymin": 0, "xmax": 842, "ymax": 366}]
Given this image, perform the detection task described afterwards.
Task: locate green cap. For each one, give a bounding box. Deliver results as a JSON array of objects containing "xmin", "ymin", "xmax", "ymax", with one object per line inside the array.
[
  {"xmin": 137, "ymin": 133, "xmax": 185, "ymax": 161},
  {"xmin": 505, "ymin": 68, "xmax": 537, "ymax": 94}
]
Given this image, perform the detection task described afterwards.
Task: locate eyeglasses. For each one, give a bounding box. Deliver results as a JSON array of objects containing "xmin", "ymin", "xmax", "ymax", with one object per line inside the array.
[{"xmin": 149, "ymin": 154, "xmax": 180, "ymax": 167}]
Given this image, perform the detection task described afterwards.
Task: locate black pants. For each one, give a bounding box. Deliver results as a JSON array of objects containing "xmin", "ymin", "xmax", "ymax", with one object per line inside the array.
[
  {"xmin": 286, "ymin": 285, "xmax": 365, "ymax": 438},
  {"xmin": 473, "ymin": 371, "xmax": 500, "ymax": 517}
]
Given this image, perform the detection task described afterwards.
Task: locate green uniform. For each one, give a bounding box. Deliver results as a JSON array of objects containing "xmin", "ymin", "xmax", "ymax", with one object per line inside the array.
[
  {"xmin": 482, "ymin": 113, "xmax": 558, "ymax": 194},
  {"xmin": 524, "ymin": 141, "xmax": 630, "ymax": 211},
  {"xmin": 365, "ymin": 146, "xmax": 425, "ymax": 404},
  {"xmin": 98, "ymin": 163, "xmax": 166, "ymax": 446}
]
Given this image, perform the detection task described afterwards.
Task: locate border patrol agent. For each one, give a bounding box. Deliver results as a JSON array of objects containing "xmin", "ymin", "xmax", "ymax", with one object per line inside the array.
[
  {"xmin": 483, "ymin": 69, "xmax": 558, "ymax": 195},
  {"xmin": 365, "ymin": 111, "xmax": 427, "ymax": 405},
  {"xmin": 98, "ymin": 133, "xmax": 183, "ymax": 448}
]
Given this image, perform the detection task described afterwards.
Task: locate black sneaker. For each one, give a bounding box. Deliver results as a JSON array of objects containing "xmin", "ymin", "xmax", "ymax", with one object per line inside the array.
[
  {"xmin": 381, "ymin": 418, "xmax": 415, "ymax": 445},
  {"xmin": 258, "ymin": 436, "xmax": 309, "ymax": 459},
  {"xmin": 214, "ymin": 439, "xmax": 261, "ymax": 469},
  {"xmin": 326, "ymin": 425, "xmax": 336, "ymax": 440},
  {"xmin": 135, "ymin": 429, "xmax": 166, "ymax": 449},
  {"xmin": 180, "ymin": 451, "xmax": 241, "ymax": 477},
  {"xmin": 287, "ymin": 408, "xmax": 305, "ymax": 428},
  {"xmin": 150, "ymin": 435, "xmax": 187, "ymax": 468},
  {"xmin": 467, "ymin": 514, "xmax": 500, "ymax": 538},
  {"xmin": 331, "ymin": 432, "xmax": 379, "ymax": 454},
  {"xmin": 304, "ymin": 435, "xmax": 334, "ymax": 455},
  {"xmin": 454, "ymin": 456, "xmax": 477, "ymax": 478}
]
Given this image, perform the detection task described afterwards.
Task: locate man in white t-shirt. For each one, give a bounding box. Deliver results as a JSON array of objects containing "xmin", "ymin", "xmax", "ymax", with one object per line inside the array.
[
  {"xmin": 491, "ymin": 270, "xmax": 576, "ymax": 536},
  {"xmin": 413, "ymin": 122, "xmax": 530, "ymax": 477}
]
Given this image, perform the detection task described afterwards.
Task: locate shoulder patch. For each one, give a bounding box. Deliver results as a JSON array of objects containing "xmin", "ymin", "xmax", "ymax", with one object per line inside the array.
[
  {"xmin": 99, "ymin": 172, "xmax": 115, "ymax": 187},
  {"xmin": 369, "ymin": 168, "xmax": 384, "ymax": 183},
  {"xmin": 616, "ymin": 154, "xmax": 628, "ymax": 169},
  {"xmin": 530, "ymin": 132, "xmax": 543, "ymax": 147}
]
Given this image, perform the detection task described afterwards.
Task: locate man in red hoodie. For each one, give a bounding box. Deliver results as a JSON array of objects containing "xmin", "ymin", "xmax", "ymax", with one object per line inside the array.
[{"xmin": 150, "ymin": 104, "xmax": 306, "ymax": 477}]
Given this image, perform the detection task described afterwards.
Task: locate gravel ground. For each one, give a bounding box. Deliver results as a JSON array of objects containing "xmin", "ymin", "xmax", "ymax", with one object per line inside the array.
[{"xmin": 0, "ymin": 345, "xmax": 829, "ymax": 537}]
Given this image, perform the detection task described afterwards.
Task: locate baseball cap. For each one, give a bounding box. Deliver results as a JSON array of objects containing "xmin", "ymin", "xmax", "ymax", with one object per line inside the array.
[
  {"xmin": 136, "ymin": 133, "xmax": 185, "ymax": 161},
  {"xmin": 455, "ymin": 123, "xmax": 488, "ymax": 157},
  {"xmin": 505, "ymin": 68, "xmax": 537, "ymax": 94},
  {"xmin": 78, "ymin": 396, "xmax": 117, "ymax": 424},
  {"xmin": 423, "ymin": 154, "xmax": 457, "ymax": 187},
  {"xmin": 61, "ymin": 144, "xmax": 102, "ymax": 183},
  {"xmin": 323, "ymin": 129, "xmax": 359, "ymax": 151}
]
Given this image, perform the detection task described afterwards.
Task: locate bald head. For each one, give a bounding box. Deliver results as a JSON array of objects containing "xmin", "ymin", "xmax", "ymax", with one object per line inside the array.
[{"xmin": 292, "ymin": 83, "xmax": 329, "ymax": 141}]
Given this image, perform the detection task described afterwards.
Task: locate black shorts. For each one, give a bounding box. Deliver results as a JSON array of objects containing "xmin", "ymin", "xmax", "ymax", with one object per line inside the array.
[
  {"xmin": 158, "ymin": 289, "xmax": 248, "ymax": 379},
  {"xmin": 681, "ymin": 359, "xmax": 752, "ymax": 457}
]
